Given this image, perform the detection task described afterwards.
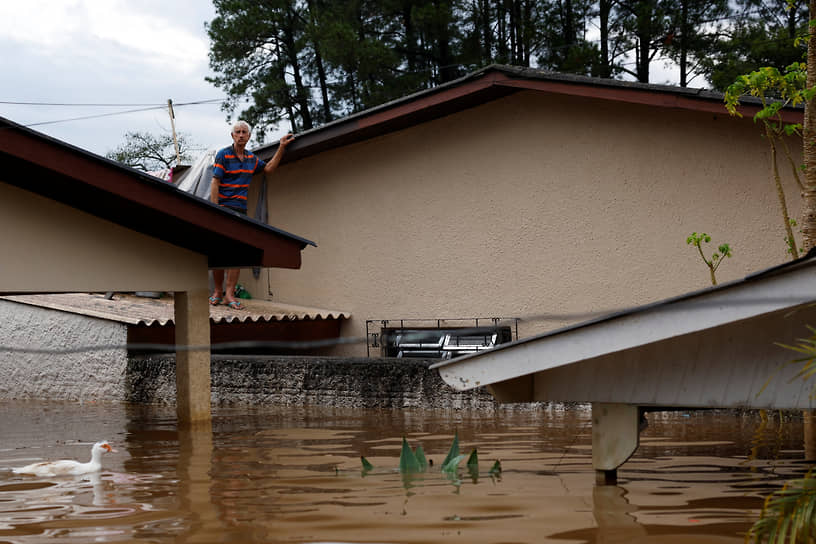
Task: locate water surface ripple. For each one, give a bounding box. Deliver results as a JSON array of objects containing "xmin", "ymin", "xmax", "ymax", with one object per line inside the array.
[{"xmin": 0, "ymin": 402, "xmax": 809, "ymax": 543}]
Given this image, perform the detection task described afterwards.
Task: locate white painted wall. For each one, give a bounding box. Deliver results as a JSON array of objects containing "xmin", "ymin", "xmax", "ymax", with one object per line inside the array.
[{"xmin": 0, "ymin": 300, "xmax": 127, "ymax": 401}]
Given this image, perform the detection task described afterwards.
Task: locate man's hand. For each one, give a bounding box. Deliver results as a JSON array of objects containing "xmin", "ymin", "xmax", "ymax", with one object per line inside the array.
[
  {"xmin": 280, "ymin": 133, "xmax": 295, "ymax": 148},
  {"xmin": 264, "ymin": 133, "xmax": 296, "ymax": 174}
]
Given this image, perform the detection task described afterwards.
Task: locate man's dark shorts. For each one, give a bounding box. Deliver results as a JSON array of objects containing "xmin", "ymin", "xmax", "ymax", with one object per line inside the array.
[{"xmin": 222, "ymin": 206, "xmax": 247, "ymax": 215}]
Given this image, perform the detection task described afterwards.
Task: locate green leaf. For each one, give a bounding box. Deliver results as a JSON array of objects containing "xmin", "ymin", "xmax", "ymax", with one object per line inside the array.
[
  {"xmin": 489, "ymin": 459, "xmax": 502, "ymax": 475},
  {"xmin": 442, "ymin": 454, "xmax": 466, "ymax": 473},
  {"xmin": 441, "ymin": 431, "xmax": 460, "ymax": 469},
  {"xmin": 466, "ymin": 449, "xmax": 478, "ymax": 469},
  {"xmin": 361, "ymin": 456, "xmax": 374, "ymax": 472},
  {"xmin": 399, "ymin": 437, "xmax": 421, "ymax": 474},
  {"xmin": 414, "ymin": 444, "xmax": 428, "ymax": 471}
]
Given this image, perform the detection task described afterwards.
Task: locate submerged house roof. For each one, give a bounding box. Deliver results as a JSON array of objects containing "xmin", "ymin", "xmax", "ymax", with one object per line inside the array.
[
  {"xmin": 431, "ymin": 250, "xmax": 816, "ymax": 410},
  {"xmin": 254, "ymin": 64, "xmax": 802, "ymax": 164},
  {"xmin": 0, "ymin": 116, "xmax": 315, "ymax": 274}
]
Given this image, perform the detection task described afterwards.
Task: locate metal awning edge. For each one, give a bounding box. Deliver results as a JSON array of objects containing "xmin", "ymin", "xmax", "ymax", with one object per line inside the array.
[{"xmin": 432, "ymin": 254, "xmax": 816, "ymax": 391}]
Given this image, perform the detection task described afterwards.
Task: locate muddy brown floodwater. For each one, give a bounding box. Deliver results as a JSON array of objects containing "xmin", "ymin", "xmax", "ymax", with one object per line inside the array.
[{"xmin": 0, "ymin": 401, "xmax": 809, "ymax": 543}]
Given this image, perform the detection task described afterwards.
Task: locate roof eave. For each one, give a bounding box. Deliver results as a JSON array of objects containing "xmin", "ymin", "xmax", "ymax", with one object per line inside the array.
[
  {"xmin": 255, "ymin": 64, "xmax": 802, "ymax": 164},
  {"xmin": 1, "ymin": 117, "xmax": 315, "ymax": 270},
  {"xmin": 432, "ymin": 251, "xmax": 816, "ymax": 391}
]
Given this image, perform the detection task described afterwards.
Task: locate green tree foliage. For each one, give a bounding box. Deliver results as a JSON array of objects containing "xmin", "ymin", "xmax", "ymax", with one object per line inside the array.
[
  {"xmin": 105, "ymin": 131, "xmax": 192, "ymax": 172},
  {"xmin": 725, "ymin": 63, "xmax": 814, "ymax": 259},
  {"xmin": 205, "ymin": 0, "xmax": 809, "ymax": 133},
  {"xmin": 661, "ymin": 0, "xmax": 730, "ymax": 86},
  {"xmin": 703, "ymin": 0, "xmax": 808, "ymax": 91}
]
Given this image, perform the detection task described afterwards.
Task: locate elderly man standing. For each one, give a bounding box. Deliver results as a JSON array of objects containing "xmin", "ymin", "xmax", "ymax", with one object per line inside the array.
[{"xmin": 210, "ymin": 120, "xmax": 295, "ymax": 310}]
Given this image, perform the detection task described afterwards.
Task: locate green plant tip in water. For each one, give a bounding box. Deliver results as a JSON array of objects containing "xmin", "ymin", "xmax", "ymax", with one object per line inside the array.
[
  {"xmin": 399, "ymin": 437, "xmax": 422, "ymax": 474},
  {"xmin": 442, "ymin": 454, "xmax": 466, "ymax": 473},
  {"xmin": 466, "ymin": 449, "xmax": 478, "ymax": 468},
  {"xmin": 414, "ymin": 444, "xmax": 428, "ymax": 471},
  {"xmin": 441, "ymin": 431, "xmax": 460, "ymax": 469}
]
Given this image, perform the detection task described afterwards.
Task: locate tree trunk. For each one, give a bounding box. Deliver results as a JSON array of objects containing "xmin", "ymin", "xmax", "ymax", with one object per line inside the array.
[
  {"xmin": 305, "ymin": 0, "xmax": 331, "ymax": 122},
  {"xmin": 435, "ymin": 0, "xmax": 456, "ymax": 82},
  {"xmin": 282, "ymin": 5, "xmax": 313, "ymax": 130},
  {"xmin": 496, "ymin": 0, "xmax": 507, "ymax": 63},
  {"xmin": 404, "ymin": 2, "xmax": 418, "ymax": 72},
  {"xmin": 766, "ymin": 124, "xmax": 799, "ymax": 259},
  {"xmin": 637, "ymin": 8, "xmax": 651, "ymax": 83},
  {"xmin": 481, "ymin": 0, "xmax": 492, "ymax": 63},
  {"xmin": 599, "ymin": 0, "xmax": 611, "ymax": 77},
  {"xmin": 679, "ymin": 0, "xmax": 688, "ymax": 87},
  {"xmin": 508, "ymin": 0, "xmax": 517, "ymax": 63},
  {"xmin": 802, "ymin": 0, "xmax": 816, "ymax": 252},
  {"xmin": 564, "ymin": 0, "xmax": 575, "ymax": 54}
]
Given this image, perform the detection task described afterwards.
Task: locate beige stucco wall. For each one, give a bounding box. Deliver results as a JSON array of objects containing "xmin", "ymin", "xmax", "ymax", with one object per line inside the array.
[
  {"xmin": 250, "ymin": 90, "xmax": 803, "ymax": 355},
  {"xmin": 1, "ymin": 183, "xmax": 208, "ymax": 293}
]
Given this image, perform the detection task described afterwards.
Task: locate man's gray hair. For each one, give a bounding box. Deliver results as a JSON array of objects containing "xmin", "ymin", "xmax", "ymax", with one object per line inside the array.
[{"xmin": 232, "ymin": 120, "xmax": 252, "ymax": 133}]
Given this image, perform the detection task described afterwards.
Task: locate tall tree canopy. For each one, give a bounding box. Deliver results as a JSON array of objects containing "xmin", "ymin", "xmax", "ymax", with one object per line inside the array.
[{"xmin": 206, "ymin": 0, "xmax": 809, "ymax": 137}]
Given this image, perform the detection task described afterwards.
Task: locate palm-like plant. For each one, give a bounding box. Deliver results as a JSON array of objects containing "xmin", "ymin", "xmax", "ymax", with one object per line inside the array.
[
  {"xmin": 748, "ymin": 469, "xmax": 816, "ymax": 543},
  {"xmin": 749, "ymin": 330, "xmax": 816, "ymax": 542}
]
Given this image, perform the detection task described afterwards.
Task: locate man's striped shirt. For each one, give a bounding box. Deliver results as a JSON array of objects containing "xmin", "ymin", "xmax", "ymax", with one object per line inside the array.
[{"xmin": 212, "ymin": 145, "xmax": 266, "ymax": 211}]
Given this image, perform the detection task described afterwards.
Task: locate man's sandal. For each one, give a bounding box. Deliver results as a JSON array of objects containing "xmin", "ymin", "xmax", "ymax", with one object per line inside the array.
[
  {"xmin": 209, "ymin": 295, "xmax": 222, "ymax": 306},
  {"xmin": 226, "ymin": 300, "xmax": 244, "ymax": 310}
]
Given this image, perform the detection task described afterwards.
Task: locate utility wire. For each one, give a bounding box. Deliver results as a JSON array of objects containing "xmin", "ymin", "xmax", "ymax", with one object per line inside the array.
[
  {"xmin": 0, "ymin": 98, "xmax": 225, "ymax": 107},
  {"xmin": 1, "ymin": 98, "xmax": 226, "ymax": 129}
]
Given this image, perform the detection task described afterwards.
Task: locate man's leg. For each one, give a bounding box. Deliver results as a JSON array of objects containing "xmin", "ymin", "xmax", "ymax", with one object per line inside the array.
[
  {"xmin": 211, "ymin": 269, "xmax": 225, "ymax": 304},
  {"xmin": 224, "ymin": 268, "xmax": 242, "ymax": 306}
]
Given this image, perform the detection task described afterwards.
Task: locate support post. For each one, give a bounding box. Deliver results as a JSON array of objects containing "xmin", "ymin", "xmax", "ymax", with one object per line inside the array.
[
  {"xmin": 174, "ymin": 288, "xmax": 211, "ymax": 423},
  {"xmin": 592, "ymin": 403, "xmax": 640, "ymax": 485},
  {"xmin": 806, "ymin": 410, "xmax": 816, "ymax": 461}
]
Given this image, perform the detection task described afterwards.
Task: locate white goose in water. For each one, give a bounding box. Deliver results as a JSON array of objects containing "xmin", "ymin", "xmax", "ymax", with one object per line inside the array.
[{"xmin": 12, "ymin": 441, "xmax": 117, "ymax": 477}]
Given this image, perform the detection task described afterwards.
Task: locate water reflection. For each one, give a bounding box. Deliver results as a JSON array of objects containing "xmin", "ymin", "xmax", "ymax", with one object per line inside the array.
[{"xmin": 0, "ymin": 402, "xmax": 811, "ymax": 543}]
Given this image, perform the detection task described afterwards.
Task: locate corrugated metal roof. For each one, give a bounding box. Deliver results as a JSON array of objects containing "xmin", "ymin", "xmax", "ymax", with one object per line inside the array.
[{"xmin": 0, "ymin": 293, "xmax": 350, "ymax": 326}]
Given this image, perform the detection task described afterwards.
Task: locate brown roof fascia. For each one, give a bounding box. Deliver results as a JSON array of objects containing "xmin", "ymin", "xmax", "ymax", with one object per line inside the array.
[
  {"xmin": 259, "ymin": 72, "xmax": 520, "ymax": 164},
  {"xmin": 492, "ymin": 77, "xmax": 803, "ymax": 123},
  {"xmin": 258, "ymin": 66, "xmax": 803, "ymax": 164},
  {"xmin": 1, "ymin": 118, "xmax": 314, "ymax": 269}
]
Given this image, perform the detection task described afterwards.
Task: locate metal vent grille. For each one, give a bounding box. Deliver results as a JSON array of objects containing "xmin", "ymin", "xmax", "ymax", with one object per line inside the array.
[{"xmin": 366, "ymin": 318, "xmax": 517, "ymax": 359}]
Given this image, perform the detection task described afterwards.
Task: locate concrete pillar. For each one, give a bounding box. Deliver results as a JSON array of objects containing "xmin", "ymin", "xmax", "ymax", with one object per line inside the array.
[
  {"xmin": 177, "ymin": 420, "xmax": 223, "ymax": 540},
  {"xmin": 593, "ymin": 485, "xmax": 647, "ymax": 543},
  {"xmin": 174, "ymin": 288, "xmax": 211, "ymax": 423},
  {"xmin": 592, "ymin": 403, "xmax": 640, "ymax": 485},
  {"xmin": 805, "ymin": 410, "xmax": 816, "ymax": 461}
]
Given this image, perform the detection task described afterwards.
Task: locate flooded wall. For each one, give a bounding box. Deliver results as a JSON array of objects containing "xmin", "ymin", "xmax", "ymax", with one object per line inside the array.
[
  {"xmin": 0, "ymin": 300, "xmax": 127, "ymax": 401},
  {"xmin": 127, "ymin": 355, "xmax": 499, "ymax": 409},
  {"xmin": 0, "ymin": 298, "xmax": 495, "ymax": 407}
]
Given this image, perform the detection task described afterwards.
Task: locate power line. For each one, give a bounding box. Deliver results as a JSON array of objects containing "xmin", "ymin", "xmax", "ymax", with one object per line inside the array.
[
  {"xmin": 1, "ymin": 101, "xmax": 167, "ymax": 107},
  {"xmin": 0, "ymin": 98, "xmax": 225, "ymax": 107},
  {"xmin": 1, "ymin": 98, "xmax": 226, "ymax": 129},
  {"xmin": 24, "ymin": 105, "xmax": 172, "ymax": 127}
]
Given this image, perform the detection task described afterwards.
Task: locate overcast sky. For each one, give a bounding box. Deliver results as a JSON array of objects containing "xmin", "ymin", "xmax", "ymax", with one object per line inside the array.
[
  {"xmin": 0, "ymin": 0, "xmax": 255, "ymax": 160},
  {"xmin": 1, "ymin": 1, "xmax": 682, "ymax": 163}
]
